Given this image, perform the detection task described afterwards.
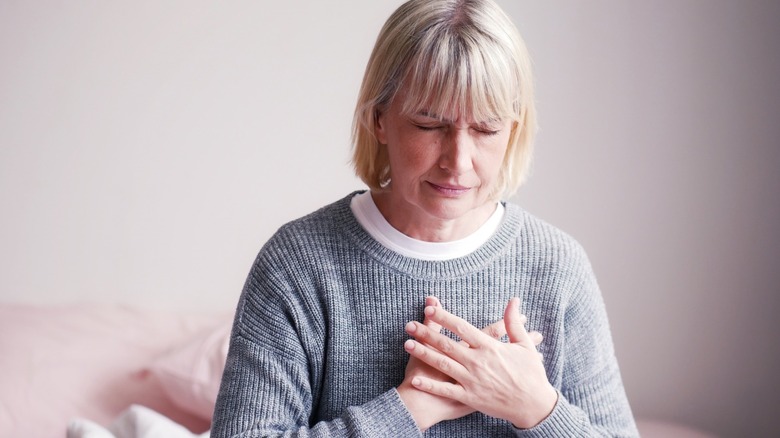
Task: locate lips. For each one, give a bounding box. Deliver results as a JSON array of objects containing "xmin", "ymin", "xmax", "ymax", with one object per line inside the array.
[{"xmin": 428, "ymin": 181, "xmax": 471, "ymax": 197}]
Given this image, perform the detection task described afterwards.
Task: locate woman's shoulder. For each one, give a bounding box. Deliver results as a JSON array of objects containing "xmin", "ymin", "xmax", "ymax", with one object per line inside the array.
[
  {"xmin": 257, "ymin": 192, "xmax": 361, "ymax": 257},
  {"xmin": 274, "ymin": 192, "xmax": 358, "ymax": 237},
  {"xmin": 502, "ymin": 202, "xmax": 590, "ymax": 265}
]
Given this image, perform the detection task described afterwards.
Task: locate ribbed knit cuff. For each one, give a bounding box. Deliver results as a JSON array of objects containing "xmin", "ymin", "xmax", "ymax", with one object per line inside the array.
[
  {"xmin": 345, "ymin": 389, "xmax": 422, "ymax": 437},
  {"xmin": 513, "ymin": 390, "xmax": 589, "ymax": 438}
]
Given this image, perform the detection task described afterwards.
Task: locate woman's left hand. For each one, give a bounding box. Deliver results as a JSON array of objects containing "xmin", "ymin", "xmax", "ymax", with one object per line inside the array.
[{"xmin": 403, "ymin": 297, "xmax": 558, "ymax": 429}]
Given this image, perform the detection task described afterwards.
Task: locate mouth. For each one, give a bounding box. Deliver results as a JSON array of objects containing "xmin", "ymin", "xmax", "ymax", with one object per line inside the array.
[{"xmin": 427, "ymin": 182, "xmax": 471, "ymax": 197}]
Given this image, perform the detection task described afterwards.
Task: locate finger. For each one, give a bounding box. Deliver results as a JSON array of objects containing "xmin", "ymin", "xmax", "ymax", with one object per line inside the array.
[
  {"xmin": 504, "ymin": 297, "xmax": 535, "ymax": 348},
  {"xmin": 423, "ymin": 296, "xmax": 443, "ymax": 333},
  {"xmin": 452, "ymin": 318, "xmax": 511, "ymax": 348},
  {"xmin": 409, "ymin": 375, "xmax": 466, "ymax": 403},
  {"xmin": 480, "ymin": 319, "xmax": 507, "ymax": 341},
  {"xmin": 424, "ymin": 305, "xmax": 489, "ymax": 349},
  {"xmin": 528, "ymin": 331, "xmax": 543, "ymax": 347},
  {"xmin": 406, "ymin": 321, "xmax": 464, "ymax": 358},
  {"xmin": 404, "ymin": 339, "xmax": 468, "ymax": 381}
]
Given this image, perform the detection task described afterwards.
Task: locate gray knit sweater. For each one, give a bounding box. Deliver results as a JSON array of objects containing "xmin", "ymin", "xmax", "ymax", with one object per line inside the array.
[{"xmin": 212, "ymin": 192, "xmax": 638, "ymax": 437}]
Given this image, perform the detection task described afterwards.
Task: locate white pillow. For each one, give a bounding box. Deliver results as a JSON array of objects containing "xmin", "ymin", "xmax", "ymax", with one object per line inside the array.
[
  {"xmin": 146, "ymin": 320, "xmax": 232, "ymax": 421},
  {"xmin": 67, "ymin": 418, "xmax": 115, "ymax": 438},
  {"xmin": 68, "ymin": 405, "xmax": 211, "ymax": 438}
]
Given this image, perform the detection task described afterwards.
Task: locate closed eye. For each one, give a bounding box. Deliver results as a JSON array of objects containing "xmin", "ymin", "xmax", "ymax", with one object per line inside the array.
[
  {"xmin": 474, "ymin": 127, "xmax": 500, "ymax": 136},
  {"xmin": 412, "ymin": 123, "xmax": 442, "ymax": 131}
]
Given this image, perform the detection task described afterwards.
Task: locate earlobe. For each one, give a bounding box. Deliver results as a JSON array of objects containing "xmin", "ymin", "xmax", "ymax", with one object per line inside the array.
[{"xmin": 375, "ymin": 111, "xmax": 387, "ymax": 145}]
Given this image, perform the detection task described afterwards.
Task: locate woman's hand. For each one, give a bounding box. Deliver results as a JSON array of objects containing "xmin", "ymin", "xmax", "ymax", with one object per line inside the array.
[
  {"xmin": 397, "ymin": 297, "xmax": 472, "ymax": 431},
  {"xmin": 398, "ymin": 297, "xmax": 545, "ymax": 431},
  {"xmin": 403, "ymin": 297, "xmax": 557, "ymax": 429}
]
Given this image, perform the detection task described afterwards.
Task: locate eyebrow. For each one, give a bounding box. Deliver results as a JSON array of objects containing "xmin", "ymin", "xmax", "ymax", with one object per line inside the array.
[
  {"xmin": 415, "ymin": 110, "xmax": 446, "ymax": 121},
  {"xmin": 413, "ymin": 111, "xmax": 502, "ymax": 126}
]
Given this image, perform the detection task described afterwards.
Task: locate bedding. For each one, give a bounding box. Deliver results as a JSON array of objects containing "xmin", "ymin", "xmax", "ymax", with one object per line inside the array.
[
  {"xmin": 0, "ymin": 303, "xmax": 232, "ymax": 438},
  {"xmin": 67, "ymin": 405, "xmax": 210, "ymax": 438}
]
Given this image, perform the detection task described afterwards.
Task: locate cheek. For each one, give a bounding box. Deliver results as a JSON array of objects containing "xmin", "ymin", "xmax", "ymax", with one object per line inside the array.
[
  {"xmin": 389, "ymin": 133, "xmax": 440, "ymax": 169},
  {"xmin": 481, "ymin": 138, "xmax": 510, "ymax": 168},
  {"xmin": 391, "ymin": 149, "xmax": 435, "ymax": 185}
]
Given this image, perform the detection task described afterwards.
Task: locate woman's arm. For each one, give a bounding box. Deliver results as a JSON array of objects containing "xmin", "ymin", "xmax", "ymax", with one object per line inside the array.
[
  {"xmin": 514, "ymin": 259, "xmax": 638, "ymax": 437},
  {"xmin": 212, "ymin": 333, "xmax": 420, "ymax": 437},
  {"xmin": 210, "ymin": 254, "xmax": 422, "ymax": 438}
]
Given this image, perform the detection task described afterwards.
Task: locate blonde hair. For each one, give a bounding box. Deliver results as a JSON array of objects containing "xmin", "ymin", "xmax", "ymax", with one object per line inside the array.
[{"xmin": 351, "ymin": 0, "xmax": 537, "ymax": 199}]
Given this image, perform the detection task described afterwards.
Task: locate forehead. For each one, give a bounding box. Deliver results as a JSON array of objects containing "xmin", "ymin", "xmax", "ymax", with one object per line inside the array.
[{"xmin": 393, "ymin": 81, "xmax": 509, "ymax": 123}]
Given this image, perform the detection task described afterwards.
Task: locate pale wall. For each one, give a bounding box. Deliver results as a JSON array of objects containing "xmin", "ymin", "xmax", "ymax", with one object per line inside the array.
[{"xmin": 2, "ymin": 1, "xmax": 779, "ymax": 436}]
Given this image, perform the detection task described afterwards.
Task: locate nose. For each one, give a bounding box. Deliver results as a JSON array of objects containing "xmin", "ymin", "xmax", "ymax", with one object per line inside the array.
[{"xmin": 438, "ymin": 128, "xmax": 474, "ymax": 174}]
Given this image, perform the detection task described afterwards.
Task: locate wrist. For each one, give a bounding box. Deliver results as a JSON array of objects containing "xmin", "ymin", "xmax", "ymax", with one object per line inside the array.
[
  {"xmin": 397, "ymin": 383, "xmax": 437, "ymax": 432},
  {"xmin": 511, "ymin": 385, "xmax": 558, "ymax": 429}
]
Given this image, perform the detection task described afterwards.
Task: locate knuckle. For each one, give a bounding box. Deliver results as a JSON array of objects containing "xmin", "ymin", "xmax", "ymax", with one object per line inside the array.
[
  {"xmin": 413, "ymin": 323, "xmax": 428, "ymax": 337},
  {"xmin": 475, "ymin": 357, "xmax": 490, "ymax": 371}
]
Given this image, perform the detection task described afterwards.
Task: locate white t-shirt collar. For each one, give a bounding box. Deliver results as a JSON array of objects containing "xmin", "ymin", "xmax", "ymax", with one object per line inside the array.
[{"xmin": 350, "ymin": 191, "xmax": 504, "ymax": 261}]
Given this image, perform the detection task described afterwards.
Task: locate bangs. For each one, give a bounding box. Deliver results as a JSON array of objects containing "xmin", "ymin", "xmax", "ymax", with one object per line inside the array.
[{"xmin": 400, "ymin": 30, "xmax": 520, "ymax": 123}]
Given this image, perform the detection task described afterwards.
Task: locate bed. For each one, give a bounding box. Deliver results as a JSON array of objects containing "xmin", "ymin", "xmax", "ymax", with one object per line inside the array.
[
  {"xmin": 0, "ymin": 303, "xmax": 233, "ymax": 438},
  {"xmin": 1, "ymin": 302, "xmax": 715, "ymax": 438}
]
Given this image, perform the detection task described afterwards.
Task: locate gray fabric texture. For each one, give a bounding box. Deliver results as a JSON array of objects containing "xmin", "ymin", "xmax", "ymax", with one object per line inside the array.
[{"xmin": 212, "ymin": 192, "xmax": 638, "ymax": 437}]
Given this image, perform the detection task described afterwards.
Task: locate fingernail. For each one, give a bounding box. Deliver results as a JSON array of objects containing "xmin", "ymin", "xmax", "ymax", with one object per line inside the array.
[
  {"xmin": 424, "ymin": 306, "xmax": 435, "ymax": 316},
  {"xmin": 405, "ymin": 321, "xmax": 416, "ymax": 333},
  {"xmin": 411, "ymin": 377, "xmax": 421, "ymax": 386},
  {"xmin": 404, "ymin": 339, "xmax": 415, "ymax": 350}
]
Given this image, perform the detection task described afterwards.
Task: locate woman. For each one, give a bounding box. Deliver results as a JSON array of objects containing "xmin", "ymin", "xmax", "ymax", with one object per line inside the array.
[{"xmin": 212, "ymin": 0, "xmax": 638, "ymax": 436}]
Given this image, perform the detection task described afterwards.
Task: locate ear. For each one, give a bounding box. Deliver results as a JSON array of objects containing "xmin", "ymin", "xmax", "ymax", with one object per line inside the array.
[{"xmin": 374, "ymin": 110, "xmax": 387, "ymax": 145}]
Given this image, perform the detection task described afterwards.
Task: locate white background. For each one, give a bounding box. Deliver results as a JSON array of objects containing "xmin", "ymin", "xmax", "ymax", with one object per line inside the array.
[{"xmin": 2, "ymin": 1, "xmax": 779, "ymax": 436}]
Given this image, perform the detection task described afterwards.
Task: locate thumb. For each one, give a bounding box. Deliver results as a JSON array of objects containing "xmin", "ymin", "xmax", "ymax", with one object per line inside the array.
[{"xmin": 504, "ymin": 297, "xmax": 534, "ymax": 348}]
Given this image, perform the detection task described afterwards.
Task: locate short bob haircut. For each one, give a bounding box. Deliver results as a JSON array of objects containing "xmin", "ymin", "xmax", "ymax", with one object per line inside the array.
[{"xmin": 352, "ymin": 0, "xmax": 537, "ymax": 200}]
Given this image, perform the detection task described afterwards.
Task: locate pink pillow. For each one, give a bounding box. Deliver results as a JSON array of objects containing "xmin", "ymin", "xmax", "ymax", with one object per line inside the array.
[{"xmin": 147, "ymin": 319, "xmax": 232, "ymax": 421}]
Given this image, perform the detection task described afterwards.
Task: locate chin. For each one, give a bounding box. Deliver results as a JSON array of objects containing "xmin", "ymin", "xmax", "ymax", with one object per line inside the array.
[{"xmin": 423, "ymin": 200, "xmax": 479, "ymax": 221}]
